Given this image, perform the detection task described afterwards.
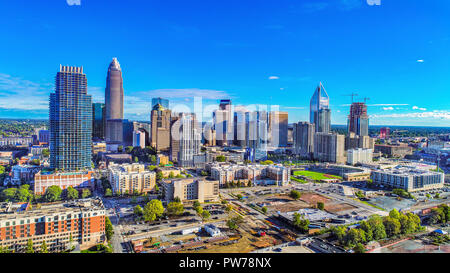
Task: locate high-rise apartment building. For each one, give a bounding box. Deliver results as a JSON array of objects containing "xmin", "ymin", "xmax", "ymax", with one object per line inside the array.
[
  {"xmin": 293, "ymin": 122, "xmax": 315, "ymax": 158},
  {"xmin": 269, "ymin": 111, "xmax": 288, "ymax": 148},
  {"xmin": 348, "ymin": 102, "xmax": 369, "ymax": 136},
  {"xmin": 150, "ymin": 103, "xmax": 171, "ymax": 152},
  {"xmin": 170, "ymin": 113, "xmax": 201, "ymax": 167},
  {"xmin": 92, "ymin": 102, "xmax": 105, "ymax": 140},
  {"xmin": 246, "ymin": 109, "xmax": 269, "ymax": 160},
  {"xmin": 50, "ymin": 65, "xmax": 92, "ymax": 171},
  {"xmin": 105, "ymin": 58, "xmax": 124, "ymax": 145},
  {"xmin": 314, "ymin": 132, "xmax": 345, "ymax": 163},
  {"xmin": 310, "ymin": 82, "xmax": 331, "ymax": 133}
]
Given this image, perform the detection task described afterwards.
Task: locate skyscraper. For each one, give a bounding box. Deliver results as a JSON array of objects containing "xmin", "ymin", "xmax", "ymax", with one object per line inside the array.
[
  {"xmin": 293, "ymin": 122, "xmax": 315, "ymax": 158},
  {"xmin": 269, "ymin": 111, "xmax": 288, "ymax": 148},
  {"xmin": 92, "ymin": 102, "xmax": 105, "ymax": 140},
  {"xmin": 50, "ymin": 65, "xmax": 92, "ymax": 171},
  {"xmin": 105, "ymin": 58, "xmax": 124, "ymax": 144},
  {"xmin": 151, "ymin": 97, "xmax": 169, "ymax": 109},
  {"xmin": 313, "ymin": 132, "xmax": 345, "ymax": 164},
  {"xmin": 348, "ymin": 102, "xmax": 369, "ymax": 136},
  {"xmin": 170, "ymin": 113, "xmax": 201, "ymax": 167},
  {"xmin": 150, "ymin": 103, "xmax": 171, "ymax": 152},
  {"xmin": 310, "ymin": 82, "xmax": 331, "ymax": 133},
  {"xmin": 213, "ymin": 99, "xmax": 233, "ymax": 146}
]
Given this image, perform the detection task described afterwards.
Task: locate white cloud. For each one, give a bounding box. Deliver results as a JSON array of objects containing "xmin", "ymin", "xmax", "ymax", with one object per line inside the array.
[
  {"xmin": 0, "ymin": 73, "xmax": 51, "ymax": 110},
  {"xmin": 268, "ymin": 76, "xmax": 279, "ymax": 80},
  {"xmin": 412, "ymin": 106, "xmax": 419, "ymax": 110},
  {"xmin": 419, "ymin": 108, "xmax": 427, "ymax": 111},
  {"xmin": 383, "ymin": 107, "xmax": 394, "ymax": 111},
  {"xmin": 371, "ymin": 110, "xmax": 450, "ymax": 120},
  {"xmin": 412, "ymin": 106, "xmax": 427, "ymax": 111},
  {"xmin": 417, "ymin": 59, "xmax": 424, "ymax": 63}
]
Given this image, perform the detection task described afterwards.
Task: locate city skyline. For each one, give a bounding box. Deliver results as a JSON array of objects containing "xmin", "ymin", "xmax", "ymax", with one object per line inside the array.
[{"xmin": 0, "ymin": 0, "xmax": 449, "ymax": 127}]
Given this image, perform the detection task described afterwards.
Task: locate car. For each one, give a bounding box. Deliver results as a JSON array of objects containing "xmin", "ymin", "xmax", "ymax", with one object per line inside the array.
[{"xmin": 274, "ymin": 248, "xmax": 282, "ymax": 252}]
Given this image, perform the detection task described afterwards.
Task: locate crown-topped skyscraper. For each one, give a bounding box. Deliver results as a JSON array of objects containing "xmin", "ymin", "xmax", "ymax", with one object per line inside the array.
[{"xmin": 105, "ymin": 57, "xmax": 124, "ymax": 145}]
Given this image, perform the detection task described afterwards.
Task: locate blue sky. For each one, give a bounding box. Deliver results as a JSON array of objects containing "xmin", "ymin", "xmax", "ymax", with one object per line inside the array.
[{"xmin": 0, "ymin": 0, "xmax": 449, "ymax": 126}]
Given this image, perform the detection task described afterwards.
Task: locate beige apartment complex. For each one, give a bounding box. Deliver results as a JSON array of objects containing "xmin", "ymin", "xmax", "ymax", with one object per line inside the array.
[
  {"xmin": 108, "ymin": 163, "xmax": 156, "ymax": 194},
  {"xmin": 161, "ymin": 178, "xmax": 219, "ymax": 203}
]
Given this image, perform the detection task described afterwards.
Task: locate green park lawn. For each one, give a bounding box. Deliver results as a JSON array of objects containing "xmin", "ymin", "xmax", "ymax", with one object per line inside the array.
[{"xmin": 293, "ymin": 170, "xmax": 342, "ymax": 181}]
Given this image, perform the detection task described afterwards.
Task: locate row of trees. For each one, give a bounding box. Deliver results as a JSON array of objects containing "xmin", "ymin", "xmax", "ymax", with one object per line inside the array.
[
  {"xmin": 1, "ymin": 184, "xmax": 92, "ymax": 203},
  {"xmin": 330, "ymin": 209, "xmax": 423, "ymax": 250},
  {"xmin": 133, "ymin": 198, "xmax": 186, "ymax": 222},
  {"xmin": 429, "ymin": 204, "xmax": 450, "ymax": 225}
]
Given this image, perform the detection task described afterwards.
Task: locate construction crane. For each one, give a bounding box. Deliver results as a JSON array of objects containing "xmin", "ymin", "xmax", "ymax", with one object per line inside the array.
[
  {"xmin": 343, "ymin": 92, "xmax": 359, "ymax": 103},
  {"xmin": 362, "ymin": 97, "xmax": 370, "ymax": 104}
]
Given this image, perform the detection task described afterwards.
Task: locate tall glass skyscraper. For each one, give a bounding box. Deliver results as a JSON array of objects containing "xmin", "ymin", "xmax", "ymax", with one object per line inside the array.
[
  {"xmin": 105, "ymin": 58, "xmax": 124, "ymax": 144},
  {"xmin": 50, "ymin": 65, "xmax": 92, "ymax": 171},
  {"xmin": 310, "ymin": 82, "xmax": 331, "ymax": 133},
  {"xmin": 151, "ymin": 97, "xmax": 169, "ymax": 109},
  {"xmin": 92, "ymin": 102, "xmax": 105, "ymax": 140}
]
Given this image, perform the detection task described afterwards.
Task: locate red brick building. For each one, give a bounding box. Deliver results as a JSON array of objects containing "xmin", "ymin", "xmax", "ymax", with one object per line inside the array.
[{"xmin": 0, "ymin": 198, "xmax": 106, "ymax": 252}]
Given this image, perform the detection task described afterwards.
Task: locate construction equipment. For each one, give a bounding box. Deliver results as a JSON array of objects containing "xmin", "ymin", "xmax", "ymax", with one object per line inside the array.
[{"xmin": 343, "ymin": 92, "xmax": 359, "ymax": 103}]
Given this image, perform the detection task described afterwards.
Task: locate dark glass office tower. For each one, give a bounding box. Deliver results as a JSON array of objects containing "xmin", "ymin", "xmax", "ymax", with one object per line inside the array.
[
  {"xmin": 105, "ymin": 58, "xmax": 124, "ymax": 144},
  {"xmin": 151, "ymin": 97, "xmax": 169, "ymax": 109},
  {"xmin": 310, "ymin": 82, "xmax": 331, "ymax": 133},
  {"xmin": 92, "ymin": 102, "xmax": 105, "ymax": 140},
  {"xmin": 50, "ymin": 65, "xmax": 92, "ymax": 171}
]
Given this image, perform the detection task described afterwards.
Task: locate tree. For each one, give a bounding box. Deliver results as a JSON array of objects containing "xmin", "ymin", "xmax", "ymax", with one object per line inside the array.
[
  {"xmin": 1, "ymin": 187, "xmax": 17, "ymax": 202},
  {"xmin": 168, "ymin": 172, "xmax": 175, "ymax": 178},
  {"xmin": 201, "ymin": 210, "xmax": 211, "ymax": 220},
  {"xmin": 193, "ymin": 200, "xmax": 201, "ymax": 209},
  {"xmin": 40, "ymin": 241, "xmax": 48, "ymax": 253},
  {"xmin": 134, "ymin": 205, "xmax": 143, "ymax": 216},
  {"xmin": 16, "ymin": 184, "xmax": 32, "ymax": 202},
  {"xmin": 216, "ymin": 155, "xmax": 226, "ymax": 162},
  {"xmin": 225, "ymin": 205, "xmax": 233, "ymax": 213},
  {"xmin": 26, "ymin": 239, "xmax": 34, "ymax": 253},
  {"xmin": 317, "ymin": 202, "xmax": 325, "ymax": 211},
  {"xmin": 236, "ymin": 194, "xmax": 243, "ymax": 200},
  {"xmin": 367, "ymin": 215, "xmax": 387, "ymax": 240},
  {"xmin": 156, "ymin": 171, "xmax": 164, "ymax": 181},
  {"xmin": 166, "ymin": 201, "xmax": 184, "ymax": 216},
  {"xmin": 44, "ymin": 186, "xmax": 62, "ymax": 202},
  {"xmin": 143, "ymin": 199, "xmax": 164, "ymax": 222},
  {"xmin": 353, "ymin": 243, "xmax": 366, "ymax": 253},
  {"xmin": 154, "ymin": 184, "xmax": 159, "ymax": 193},
  {"xmin": 105, "ymin": 188, "xmax": 113, "ymax": 197},
  {"xmin": 289, "ymin": 190, "xmax": 302, "ymax": 200},
  {"xmin": 66, "ymin": 186, "xmax": 79, "ymax": 200},
  {"xmin": 262, "ymin": 206, "xmax": 268, "ymax": 214},
  {"xmin": 383, "ymin": 216, "xmax": 401, "ymax": 237},
  {"xmin": 227, "ymin": 216, "xmax": 243, "ymax": 230},
  {"xmin": 42, "ymin": 149, "xmax": 50, "ymax": 157},
  {"xmin": 134, "ymin": 157, "xmax": 139, "ymax": 163},
  {"xmin": 359, "ymin": 221, "xmax": 374, "ymax": 242},
  {"xmin": 345, "ymin": 229, "xmax": 366, "ymax": 247},
  {"xmin": 389, "ymin": 209, "xmax": 400, "ymax": 219},
  {"xmin": 331, "ymin": 226, "xmax": 347, "ymax": 243},
  {"xmin": 0, "ymin": 165, "xmax": 4, "ymax": 175},
  {"xmin": 105, "ymin": 216, "xmax": 114, "ymax": 241},
  {"xmin": 293, "ymin": 213, "xmax": 309, "ymax": 233},
  {"xmin": 81, "ymin": 189, "xmax": 91, "ymax": 199},
  {"xmin": 174, "ymin": 196, "xmax": 181, "ymax": 203}
]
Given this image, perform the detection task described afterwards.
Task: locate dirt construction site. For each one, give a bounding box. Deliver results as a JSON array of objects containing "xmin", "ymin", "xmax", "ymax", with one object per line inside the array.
[
  {"xmin": 134, "ymin": 206, "xmax": 297, "ymax": 253},
  {"xmin": 264, "ymin": 192, "xmax": 357, "ymax": 214}
]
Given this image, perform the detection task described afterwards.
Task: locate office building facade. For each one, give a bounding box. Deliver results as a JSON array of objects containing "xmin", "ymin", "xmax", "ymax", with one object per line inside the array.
[
  {"xmin": 293, "ymin": 122, "xmax": 315, "ymax": 158},
  {"xmin": 314, "ymin": 133, "xmax": 345, "ymax": 164},
  {"xmin": 348, "ymin": 102, "xmax": 369, "ymax": 136},
  {"xmin": 92, "ymin": 103, "xmax": 105, "ymax": 140}
]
